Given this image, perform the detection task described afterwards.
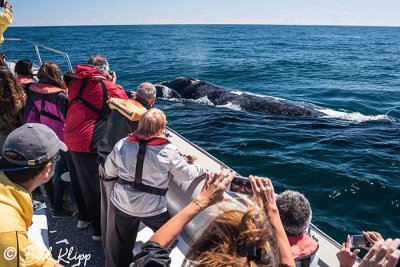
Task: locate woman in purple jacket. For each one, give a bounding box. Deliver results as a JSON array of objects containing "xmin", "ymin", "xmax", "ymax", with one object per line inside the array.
[{"xmin": 25, "ymin": 62, "xmax": 72, "ymax": 218}]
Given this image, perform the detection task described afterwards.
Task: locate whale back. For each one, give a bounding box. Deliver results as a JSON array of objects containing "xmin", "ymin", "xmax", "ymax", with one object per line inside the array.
[{"xmin": 156, "ymin": 77, "xmax": 325, "ymax": 117}]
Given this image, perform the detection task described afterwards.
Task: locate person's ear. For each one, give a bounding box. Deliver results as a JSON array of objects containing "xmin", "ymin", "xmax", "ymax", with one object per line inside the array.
[
  {"xmin": 40, "ymin": 162, "xmax": 53, "ymax": 182},
  {"xmin": 151, "ymin": 97, "xmax": 156, "ymax": 106}
]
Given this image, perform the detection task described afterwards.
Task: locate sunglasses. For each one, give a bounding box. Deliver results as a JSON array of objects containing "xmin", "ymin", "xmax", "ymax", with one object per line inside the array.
[{"xmin": 229, "ymin": 176, "xmax": 253, "ymax": 195}]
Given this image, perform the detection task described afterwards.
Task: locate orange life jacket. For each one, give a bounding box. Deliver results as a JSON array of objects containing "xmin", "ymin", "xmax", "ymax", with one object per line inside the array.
[{"xmin": 108, "ymin": 98, "xmax": 147, "ymax": 122}]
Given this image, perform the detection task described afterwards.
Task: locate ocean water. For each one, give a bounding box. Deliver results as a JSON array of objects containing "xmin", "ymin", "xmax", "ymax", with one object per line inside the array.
[{"xmin": 5, "ymin": 25, "xmax": 400, "ymax": 242}]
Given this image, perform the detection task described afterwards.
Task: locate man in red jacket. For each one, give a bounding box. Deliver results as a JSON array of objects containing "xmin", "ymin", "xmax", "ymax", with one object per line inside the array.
[{"xmin": 64, "ymin": 55, "xmax": 128, "ymax": 241}]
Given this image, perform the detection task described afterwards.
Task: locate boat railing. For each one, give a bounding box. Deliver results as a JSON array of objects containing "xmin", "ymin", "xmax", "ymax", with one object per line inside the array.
[
  {"xmin": 309, "ymin": 222, "xmax": 341, "ymax": 248},
  {"xmin": 4, "ymin": 37, "xmax": 73, "ymax": 71}
]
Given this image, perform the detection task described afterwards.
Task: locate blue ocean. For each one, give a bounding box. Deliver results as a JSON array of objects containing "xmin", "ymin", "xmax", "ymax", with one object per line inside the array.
[{"xmin": 6, "ymin": 25, "xmax": 400, "ymax": 242}]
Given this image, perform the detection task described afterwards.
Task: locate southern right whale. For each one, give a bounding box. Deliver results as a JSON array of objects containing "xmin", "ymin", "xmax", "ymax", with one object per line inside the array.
[{"xmin": 155, "ymin": 77, "xmax": 325, "ymax": 117}]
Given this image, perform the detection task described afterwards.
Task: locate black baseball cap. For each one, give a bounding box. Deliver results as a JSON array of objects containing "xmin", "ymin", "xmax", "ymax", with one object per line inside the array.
[{"xmin": 0, "ymin": 123, "xmax": 67, "ymax": 171}]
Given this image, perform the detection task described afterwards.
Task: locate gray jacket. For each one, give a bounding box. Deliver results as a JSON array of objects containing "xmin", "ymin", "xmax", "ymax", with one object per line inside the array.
[{"xmin": 105, "ymin": 137, "xmax": 204, "ymax": 217}]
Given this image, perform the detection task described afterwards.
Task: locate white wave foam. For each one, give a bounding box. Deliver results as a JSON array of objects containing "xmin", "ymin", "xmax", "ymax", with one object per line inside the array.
[
  {"xmin": 192, "ymin": 96, "xmax": 214, "ymax": 106},
  {"xmin": 160, "ymin": 85, "xmax": 173, "ymax": 98},
  {"xmin": 230, "ymin": 90, "xmax": 243, "ymax": 95},
  {"xmin": 318, "ymin": 108, "xmax": 393, "ymax": 122},
  {"xmin": 229, "ymin": 90, "xmax": 284, "ymax": 101},
  {"xmin": 217, "ymin": 102, "xmax": 242, "ymax": 111},
  {"xmin": 156, "ymin": 84, "xmax": 182, "ymax": 99}
]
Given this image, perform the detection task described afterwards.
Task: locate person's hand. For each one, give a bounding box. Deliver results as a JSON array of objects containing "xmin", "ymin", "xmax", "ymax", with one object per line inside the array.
[
  {"xmin": 4, "ymin": 2, "xmax": 12, "ymax": 11},
  {"xmin": 363, "ymin": 231, "xmax": 384, "ymax": 250},
  {"xmin": 337, "ymin": 235, "xmax": 360, "ymax": 267},
  {"xmin": 249, "ymin": 175, "xmax": 277, "ymax": 213},
  {"xmin": 193, "ymin": 169, "xmax": 234, "ymax": 210},
  {"xmin": 108, "ymin": 71, "xmax": 117, "ymax": 83},
  {"xmin": 359, "ymin": 238, "xmax": 400, "ymax": 267},
  {"xmin": 183, "ymin": 154, "xmax": 197, "ymax": 164}
]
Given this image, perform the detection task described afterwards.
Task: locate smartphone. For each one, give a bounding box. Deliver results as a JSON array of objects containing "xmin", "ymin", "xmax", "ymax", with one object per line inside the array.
[
  {"xmin": 351, "ymin": 235, "xmax": 369, "ymax": 249},
  {"xmin": 227, "ymin": 175, "xmax": 253, "ymax": 195}
]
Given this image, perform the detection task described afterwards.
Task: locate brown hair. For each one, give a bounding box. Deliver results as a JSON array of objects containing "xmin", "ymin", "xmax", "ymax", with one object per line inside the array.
[
  {"xmin": 0, "ymin": 67, "xmax": 26, "ymax": 128},
  {"xmin": 37, "ymin": 62, "xmax": 67, "ymax": 90},
  {"xmin": 63, "ymin": 71, "xmax": 76, "ymax": 87},
  {"xmin": 15, "ymin": 59, "xmax": 34, "ymax": 77},
  {"xmin": 136, "ymin": 108, "xmax": 166, "ymax": 136},
  {"xmin": 0, "ymin": 56, "xmax": 7, "ymax": 67},
  {"xmin": 184, "ymin": 208, "xmax": 280, "ymax": 267}
]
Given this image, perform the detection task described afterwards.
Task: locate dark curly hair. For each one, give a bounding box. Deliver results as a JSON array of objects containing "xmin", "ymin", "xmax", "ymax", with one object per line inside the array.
[{"xmin": 0, "ymin": 67, "xmax": 26, "ymax": 128}]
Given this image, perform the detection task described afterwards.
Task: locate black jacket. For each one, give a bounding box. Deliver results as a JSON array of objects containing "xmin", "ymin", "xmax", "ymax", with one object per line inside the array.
[{"xmin": 97, "ymin": 110, "xmax": 139, "ymax": 163}]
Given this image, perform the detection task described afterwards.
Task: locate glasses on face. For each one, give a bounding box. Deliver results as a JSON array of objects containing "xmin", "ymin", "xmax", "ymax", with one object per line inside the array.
[{"xmin": 230, "ymin": 176, "xmax": 253, "ymax": 195}]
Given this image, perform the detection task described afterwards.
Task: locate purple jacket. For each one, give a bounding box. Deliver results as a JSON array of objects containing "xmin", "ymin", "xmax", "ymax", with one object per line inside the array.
[{"xmin": 25, "ymin": 83, "xmax": 69, "ymax": 141}]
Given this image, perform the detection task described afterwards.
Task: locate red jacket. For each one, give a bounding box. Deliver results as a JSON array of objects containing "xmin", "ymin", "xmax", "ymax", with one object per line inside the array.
[{"xmin": 64, "ymin": 65, "xmax": 128, "ymax": 152}]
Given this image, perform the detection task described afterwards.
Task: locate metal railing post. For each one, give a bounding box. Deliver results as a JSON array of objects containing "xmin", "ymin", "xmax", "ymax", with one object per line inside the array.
[
  {"xmin": 34, "ymin": 45, "xmax": 43, "ymax": 66},
  {"xmin": 4, "ymin": 38, "xmax": 73, "ymax": 72}
]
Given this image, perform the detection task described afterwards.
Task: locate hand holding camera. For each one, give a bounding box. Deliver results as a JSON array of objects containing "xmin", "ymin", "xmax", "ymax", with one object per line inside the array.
[
  {"xmin": 108, "ymin": 71, "xmax": 117, "ymax": 83},
  {"xmin": 1, "ymin": 1, "xmax": 12, "ymax": 11},
  {"xmin": 226, "ymin": 174, "xmax": 278, "ymax": 213},
  {"xmin": 359, "ymin": 238, "xmax": 400, "ymax": 267},
  {"xmin": 362, "ymin": 231, "xmax": 384, "ymax": 249},
  {"xmin": 336, "ymin": 235, "xmax": 361, "ymax": 267},
  {"xmin": 193, "ymin": 169, "xmax": 235, "ymax": 210}
]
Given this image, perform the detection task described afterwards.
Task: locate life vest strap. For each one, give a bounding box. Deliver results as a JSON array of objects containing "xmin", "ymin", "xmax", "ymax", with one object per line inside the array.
[
  {"xmin": 117, "ymin": 177, "xmax": 168, "ymax": 196},
  {"xmin": 71, "ymin": 78, "xmax": 109, "ymax": 118},
  {"xmin": 38, "ymin": 94, "xmax": 64, "ymax": 123},
  {"xmin": 118, "ymin": 137, "xmax": 170, "ymax": 196}
]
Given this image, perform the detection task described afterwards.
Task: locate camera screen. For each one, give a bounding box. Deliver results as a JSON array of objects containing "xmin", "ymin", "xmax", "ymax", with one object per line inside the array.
[
  {"xmin": 351, "ymin": 235, "xmax": 367, "ymax": 248},
  {"xmin": 229, "ymin": 176, "xmax": 253, "ymax": 195}
]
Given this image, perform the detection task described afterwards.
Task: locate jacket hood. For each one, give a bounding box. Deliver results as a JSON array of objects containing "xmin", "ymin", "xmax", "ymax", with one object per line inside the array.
[
  {"xmin": 30, "ymin": 83, "xmax": 65, "ymax": 94},
  {"xmin": 0, "ymin": 172, "xmax": 32, "ymax": 232},
  {"xmin": 75, "ymin": 65, "xmax": 108, "ymax": 81}
]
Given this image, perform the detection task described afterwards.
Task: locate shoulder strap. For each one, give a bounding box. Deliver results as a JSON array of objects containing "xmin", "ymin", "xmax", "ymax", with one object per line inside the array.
[
  {"xmin": 71, "ymin": 78, "xmax": 109, "ymax": 118},
  {"xmin": 38, "ymin": 94, "xmax": 64, "ymax": 123},
  {"xmin": 134, "ymin": 140, "xmax": 147, "ymax": 185},
  {"xmin": 99, "ymin": 81, "xmax": 109, "ymax": 118},
  {"xmin": 131, "ymin": 137, "xmax": 170, "ymax": 196}
]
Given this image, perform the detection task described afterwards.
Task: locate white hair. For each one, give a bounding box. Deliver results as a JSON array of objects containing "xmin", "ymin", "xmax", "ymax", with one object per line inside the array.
[
  {"xmin": 136, "ymin": 82, "xmax": 156, "ymax": 103},
  {"xmin": 87, "ymin": 55, "xmax": 109, "ymax": 73},
  {"xmin": 276, "ymin": 190, "xmax": 312, "ymax": 235}
]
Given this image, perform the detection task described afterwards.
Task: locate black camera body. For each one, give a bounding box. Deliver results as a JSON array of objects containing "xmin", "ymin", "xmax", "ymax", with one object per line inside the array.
[{"xmin": 0, "ymin": 1, "xmax": 4, "ymax": 8}]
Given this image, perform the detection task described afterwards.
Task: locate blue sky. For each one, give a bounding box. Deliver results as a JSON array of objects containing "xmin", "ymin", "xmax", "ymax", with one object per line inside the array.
[{"xmin": 11, "ymin": 0, "xmax": 400, "ymax": 27}]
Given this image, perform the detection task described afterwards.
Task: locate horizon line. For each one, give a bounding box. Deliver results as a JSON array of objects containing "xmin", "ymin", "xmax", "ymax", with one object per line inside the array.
[{"xmin": 9, "ymin": 23, "xmax": 400, "ymax": 28}]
